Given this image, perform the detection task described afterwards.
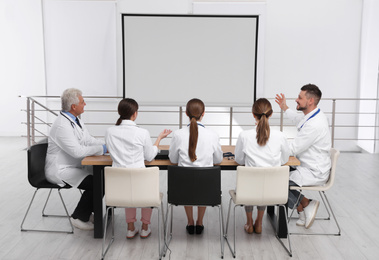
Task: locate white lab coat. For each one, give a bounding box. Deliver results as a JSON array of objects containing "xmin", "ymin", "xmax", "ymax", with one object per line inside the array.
[
  {"xmin": 105, "ymin": 120, "xmax": 158, "ymax": 168},
  {"xmin": 45, "ymin": 112, "xmax": 104, "ymax": 187},
  {"xmin": 169, "ymin": 123, "xmax": 223, "ymax": 167},
  {"xmin": 235, "ymin": 128, "xmax": 290, "ymax": 167},
  {"xmin": 285, "ymin": 108, "xmax": 331, "ymax": 186}
]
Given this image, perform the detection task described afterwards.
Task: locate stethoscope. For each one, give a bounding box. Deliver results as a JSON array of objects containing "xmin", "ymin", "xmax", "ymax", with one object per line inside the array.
[
  {"xmin": 186, "ymin": 122, "xmax": 205, "ymax": 128},
  {"xmin": 60, "ymin": 112, "xmax": 83, "ymax": 135},
  {"xmin": 298, "ymin": 108, "xmax": 320, "ymax": 131}
]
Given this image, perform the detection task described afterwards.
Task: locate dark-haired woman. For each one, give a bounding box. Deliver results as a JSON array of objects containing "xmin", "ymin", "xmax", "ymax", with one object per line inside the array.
[
  {"xmin": 105, "ymin": 98, "xmax": 171, "ymax": 239},
  {"xmin": 235, "ymin": 98, "xmax": 289, "ymax": 234},
  {"xmin": 169, "ymin": 98, "xmax": 223, "ymax": 235}
]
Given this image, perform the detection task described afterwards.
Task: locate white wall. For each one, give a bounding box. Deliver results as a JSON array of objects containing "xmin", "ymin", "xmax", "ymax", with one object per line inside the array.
[
  {"xmin": 357, "ymin": 0, "xmax": 379, "ymax": 153},
  {"xmin": 263, "ymin": 0, "xmax": 362, "ymax": 99},
  {"xmin": 2, "ymin": 0, "xmax": 375, "ymax": 152},
  {"xmin": 1, "ymin": 0, "xmax": 46, "ymax": 136}
]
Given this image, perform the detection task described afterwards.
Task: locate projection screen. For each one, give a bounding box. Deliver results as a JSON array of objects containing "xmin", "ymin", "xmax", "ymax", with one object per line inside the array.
[{"xmin": 122, "ymin": 14, "xmax": 258, "ymax": 106}]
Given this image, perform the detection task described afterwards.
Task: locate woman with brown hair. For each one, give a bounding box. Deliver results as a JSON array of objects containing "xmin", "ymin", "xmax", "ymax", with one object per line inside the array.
[
  {"xmin": 169, "ymin": 98, "xmax": 223, "ymax": 234},
  {"xmin": 105, "ymin": 98, "xmax": 171, "ymax": 239},
  {"xmin": 235, "ymin": 98, "xmax": 290, "ymax": 234}
]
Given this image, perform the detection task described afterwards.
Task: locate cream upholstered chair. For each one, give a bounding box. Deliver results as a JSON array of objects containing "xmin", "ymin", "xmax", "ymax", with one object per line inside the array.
[
  {"xmin": 289, "ymin": 148, "xmax": 341, "ymax": 236},
  {"xmin": 224, "ymin": 166, "xmax": 292, "ymax": 257},
  {"xmin": 102, "ymin": 167, "xmax": 165, "ymax": 260}
]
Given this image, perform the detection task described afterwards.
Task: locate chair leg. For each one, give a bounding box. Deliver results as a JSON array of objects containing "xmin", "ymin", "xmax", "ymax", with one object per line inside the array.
[
  {"xmin": 102, "ymin": 207, "xmax": 115, "ymax": 259},
  {"xmin": 21, "ymin": 188, "xmax": 74, "ymax": 233},
  {"xmin": 158, "ymin": 205, "xmax": 165, "ymax": 260},
  {"xmin": 288, "ymin": 191, "xmax": 302, "ymax": 223},
  {"xmin": 290, "ymin": 190, "xmax": 331, "ymax": 221},
  {"xmin": 21, "ymin": 188, "xmax": 39, "ymax": 231},
  {"xmin": 318, "ymin": 191, "xmax": 331, "ymax": 220},
  {"xmin": 161, "ymin": 202, "xmax": 167, "ymax": 257},
  {"xmin": 289, "ymin": 190, "xmax": 341, "ymax": 236},
  {"xmin": 218, "ymin": 204, "xmax": 224, "ymax": 259},
  {"xmin": 223, "ymin": 198, "xmax": 236, "ymax": 258},
  {"xmin": 320, "ymin": 191, "xmax": 341, "ymax": 236},
  {"xmin": 163, "ymin": 204, "xmax": 174, "ymax": 257},
  {"xmin": 41, "ymin": 188, "xmax": 75, "ymax": 221},
  {"xmin": 275, "ymin": 205, "xmax": 292, "ymax": 256},
  {"xmin": 41, "ymin": 189, "xmax": 53, "ymax": 217}
]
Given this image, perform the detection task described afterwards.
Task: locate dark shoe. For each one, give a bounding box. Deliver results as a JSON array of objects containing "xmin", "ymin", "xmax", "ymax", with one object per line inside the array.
[
  {"xmin": 195, "ymin": 225, "xmax": 204, "ymax": 234},
  {"xmin": 186, "ymin": 225, "xmax": 195, "ymax": 235}
]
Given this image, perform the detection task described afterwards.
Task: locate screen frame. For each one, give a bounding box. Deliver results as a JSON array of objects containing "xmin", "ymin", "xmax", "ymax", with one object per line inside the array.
[{"xmin": 121, "ymin": 13, "xmax": 259, "ymax": 105}]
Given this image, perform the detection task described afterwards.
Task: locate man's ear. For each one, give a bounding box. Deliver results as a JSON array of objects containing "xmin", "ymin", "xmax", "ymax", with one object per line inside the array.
[{"xmin": 308, "ymin": 96, "xmax": 315, "ymax": 106}]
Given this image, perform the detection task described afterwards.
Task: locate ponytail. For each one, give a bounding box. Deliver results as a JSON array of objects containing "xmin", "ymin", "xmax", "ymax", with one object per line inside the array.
[
  {"xmin": 256, "ymin": 113, "xmax": 270, "ymax": 146},
  {"xmin": 252, "ymin": 98, "xmax": 273, "ymax": 146},
  {"xmin": 186, "ymin": 98, "xmax": 205, "ymax": 162},
  {"xmin": 188, "ymin": 117, "xmax": 199, "ymax": 162},
  {"xmin": 116, "ymin": 115, "xmax": 129, "ymax": 126}
]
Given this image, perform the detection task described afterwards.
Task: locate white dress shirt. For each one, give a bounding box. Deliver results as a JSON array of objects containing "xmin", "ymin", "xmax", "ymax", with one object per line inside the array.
[
  {"xmin": 169, "ymin": 123, "xmax": 223, "ymax": 167},
  {"xmin": 285, "ymin": 107, "xmax": 331, "ymax": 186},
  {"xmin": 45, "ymin": 112, "xmax": 104, "ymax": 187},
  {"xmin": 105, "ymin": 120, "xmax": 158, "ymax": 168},
  {"xmin": 235, "ymin": 128, "xmax": 290, "ymax": 167}
]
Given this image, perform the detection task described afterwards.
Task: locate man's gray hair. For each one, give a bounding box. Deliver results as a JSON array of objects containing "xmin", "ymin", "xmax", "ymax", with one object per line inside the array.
[{"xmin": 61, "ymin": 88, "xmax": 82, "ymax": 112}]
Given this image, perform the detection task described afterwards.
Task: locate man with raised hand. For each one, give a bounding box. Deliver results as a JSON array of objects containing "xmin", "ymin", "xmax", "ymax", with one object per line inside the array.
[{"xmin": 275, "ymin": 84, "xmax": 331, "ymax": 229}]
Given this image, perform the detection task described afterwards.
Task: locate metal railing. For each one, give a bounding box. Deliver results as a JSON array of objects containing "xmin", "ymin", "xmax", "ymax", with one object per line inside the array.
[{"xmin": 21, "ymin": 96, "xmax": 379, "ymax": 152}]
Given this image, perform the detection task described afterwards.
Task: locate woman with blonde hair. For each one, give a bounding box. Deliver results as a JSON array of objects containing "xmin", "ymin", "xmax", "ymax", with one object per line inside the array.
[
  {"xmin": 169, "ymin": 98, "xmax": 223, "ymax": 234},
  {"xmin": 105, "ymin": 98, "xmax": 171, "ymax": 239},
  {"xmin": 235, "ymin": 98, "xmax": 290, "ymax": 234}
]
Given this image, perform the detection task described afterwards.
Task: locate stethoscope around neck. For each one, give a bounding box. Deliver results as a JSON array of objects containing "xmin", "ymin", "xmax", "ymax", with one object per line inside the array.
[
  {"xmin": 60, "ymin": 112, "xmax": 83, "ymax": 132},
  {"xmin": 187, "ymin": 122, "xmax": 205, "ymax": 128}
]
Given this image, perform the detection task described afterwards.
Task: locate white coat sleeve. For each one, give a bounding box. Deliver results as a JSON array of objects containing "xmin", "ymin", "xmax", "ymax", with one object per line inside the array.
[
  {"xmin": 143, "ymin": 130, "xmax": 158, "ymax": 162},
  {"xmin": 280, "ymin": 134, "xmax": 290, "ymax": 165},
  {"xmin": 212, "ymin": 134, "xmax": 223, "ymax": 164},
  {"xmin": 285, "ymin": 109, "xmax": 304, "ymax": 125},
  {"xmin": 54, "ymin": 125, "xmax": 103, "ymax": 159},
  {"xmin": 168, "ymin": 132, "xmax": 179, "ymax": 164},
  {"xmin": 234, "ymin": 133, "xmax": 245, "ymax": 165}
]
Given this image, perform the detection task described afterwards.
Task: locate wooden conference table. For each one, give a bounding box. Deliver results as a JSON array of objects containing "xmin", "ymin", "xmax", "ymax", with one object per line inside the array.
[{"xmin": 82, "ymin": 145, "xmax": 300, "ymax": 238}]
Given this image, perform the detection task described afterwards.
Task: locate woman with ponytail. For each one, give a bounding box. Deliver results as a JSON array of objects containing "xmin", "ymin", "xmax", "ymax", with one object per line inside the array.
[
  {"xmin": 105, "ymin": 98, "xmax": 171, "ymax": 239},
  {"xmin": 235, "ymin": 98, "xmax": 290, "ymax": 234},
  {"xmin": 169, "ymin": 98, "xmax": 223, "ymax": 235}
]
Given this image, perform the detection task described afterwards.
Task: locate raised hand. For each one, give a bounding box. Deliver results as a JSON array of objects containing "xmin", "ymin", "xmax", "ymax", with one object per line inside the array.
[{"xmin": 275, "ymin": 93, "xmax": 289, "ymax": 111}]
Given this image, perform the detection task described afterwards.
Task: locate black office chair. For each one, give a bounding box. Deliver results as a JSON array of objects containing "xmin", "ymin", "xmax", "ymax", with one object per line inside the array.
[
  {"xmin": 165, "ymin": 166, "xmax": 225, "ymax": 259},
  {"xmin": 20, "ymin": 143, "xmax": 74, "ymax": 233}
]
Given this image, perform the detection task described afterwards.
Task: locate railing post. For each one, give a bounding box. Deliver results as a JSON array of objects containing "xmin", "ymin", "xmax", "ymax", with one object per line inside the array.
[
  {"xmin": 26, "ymin": 97, "xmax": 31, "ymax": 148},
  {"xmin": 31, "ymin": 100, "xmax": 35, "ymax": 145},
  {"xmin": 179, "ymin": 106, "xmax": 183, "ymax": 129},
  {"xmin": 331, "ymin": 99, "xmax": 336, "ymax": 148},
  {"xmin": 229, "ymin": 107, "xmax": 233, "ymax": 146},
  {"xmin": 280, "ymin": 109, "xmax": 284, "ymax": 132}
]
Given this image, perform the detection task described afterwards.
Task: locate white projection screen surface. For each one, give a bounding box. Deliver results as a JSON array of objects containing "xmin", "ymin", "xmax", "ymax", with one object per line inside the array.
[{"xmin": 122, "ymin": 14, "xmax": 258, "ymax": 105}]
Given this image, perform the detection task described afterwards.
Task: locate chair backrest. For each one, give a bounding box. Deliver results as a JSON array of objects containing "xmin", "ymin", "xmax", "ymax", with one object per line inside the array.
[
  {"xmin": 28, "ymin": 143, "xmax": 56, "ymax": 188},
  {"xmin": 167, "ymin": 166, "xmax": 221, "ymax": 206},
  {"xmin": 104, "ymin": 166, "xmax": 161, "ymax": 208},
  {"xmin": 235, "ymin": 166, "xmax": 289, "ymax": 206},
  {"xmin": 323, "ymin": 148, "xmax": 340, "ymax": 189}
]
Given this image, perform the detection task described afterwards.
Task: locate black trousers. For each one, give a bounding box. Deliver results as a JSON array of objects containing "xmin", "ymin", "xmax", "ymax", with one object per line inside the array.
[{"xmin": 71, "ymin": 175, "xmax": 93, "ymax": 222}]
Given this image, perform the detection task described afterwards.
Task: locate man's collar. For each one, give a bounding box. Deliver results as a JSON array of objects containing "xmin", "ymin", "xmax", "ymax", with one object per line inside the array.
[
  {"xmin": 62, "ymin": 111, "xmax": 76, "ymax": 121},
  {"xmin": 304, "ymin": 107, "xmax": 319, "ymax": 119}
]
